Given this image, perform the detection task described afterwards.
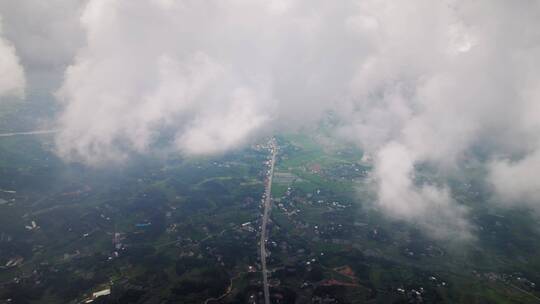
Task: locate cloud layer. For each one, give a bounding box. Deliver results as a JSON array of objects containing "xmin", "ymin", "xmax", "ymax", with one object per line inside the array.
[{"xmin": 1, "ymin": 0, "xmax": 540, "ymax": 239}]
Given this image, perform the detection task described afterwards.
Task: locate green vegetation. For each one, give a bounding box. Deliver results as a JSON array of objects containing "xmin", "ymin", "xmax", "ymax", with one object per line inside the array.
[{"xmin": 0, "ymin": 130, "xmax": 538, "ymax": 303}]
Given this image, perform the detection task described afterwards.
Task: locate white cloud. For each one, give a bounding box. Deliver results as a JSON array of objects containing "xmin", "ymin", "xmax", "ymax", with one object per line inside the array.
[
  {"xmin": 336, "ymin": 0, "xmax": 540, "ymax": 238},
  {"xmin": 0, "ymin": 0, "xmax": 84, "ymax": 69},
  {"xmin": 177, "ymin": 87, "xmax": 271, "ymax": 155},
  {"xmin": 53, "ymin": 0, "xmax": 370, "ymax": 163},
  {"xmin": 489, "ymin": 151, "xmax": 540, "ymax": 210},
  {"xmin": 0, "ymin": 17, "xmax": 25, "ymax": 99},
  {"xmin": 374, "ymin": 142, "xmax": 472, "ymax": 240}
]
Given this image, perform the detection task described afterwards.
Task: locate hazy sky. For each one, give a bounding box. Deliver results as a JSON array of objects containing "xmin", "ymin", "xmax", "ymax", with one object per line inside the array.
[{"xmin": 1, "ymin": 0, "xmax": 539, "ymax": 239}]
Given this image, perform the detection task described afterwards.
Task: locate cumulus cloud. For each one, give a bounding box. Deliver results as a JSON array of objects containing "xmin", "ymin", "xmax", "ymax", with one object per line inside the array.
[
  {"xmin": 374, "ymin": 142, "xmax": 472, "ymax": 240},
  {"xmin": 489, "ymin": 151, "xmax": 540, "ymax": 210},
  {"xmin": 487, "ymin": 71, "xmax": 540, "ymax": 210},
  {"xmin": 0, "ymin": 0, "xmax": 84, "ymax": 69},
  {"xmin": 0, "ymin": 16, "xmax": 25, "ymax": 99},
  {"xmin": 334, "ymin": 1, "xmax": 540, "ymax": 238},
  {"xmin": 54, "ymin": 0, "xmax": 371, "ymax": 163},
  {"xmin": 2, "ymin": 0, "xmax": 539, "ymax": 239}
]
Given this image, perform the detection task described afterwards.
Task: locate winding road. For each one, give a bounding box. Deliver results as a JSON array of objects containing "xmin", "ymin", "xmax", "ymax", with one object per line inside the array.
[{"xmin": 260, "ymin": 138, "xmax": 276, "ymax": 304}]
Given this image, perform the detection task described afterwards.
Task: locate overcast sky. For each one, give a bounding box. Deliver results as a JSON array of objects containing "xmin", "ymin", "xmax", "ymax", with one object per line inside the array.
[{"xmin": 1, "ymin": 0, "xmax": 539, "ymax": 240}]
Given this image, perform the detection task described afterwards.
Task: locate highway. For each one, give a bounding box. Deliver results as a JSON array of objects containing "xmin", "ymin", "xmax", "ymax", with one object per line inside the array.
[
  {"xmin": 260, "ymin": 138, "xmax": 276, "ymax": 304},
  {"xmin": 0, "ymin": 130, "xmax": 57, "ymax": 137}
]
